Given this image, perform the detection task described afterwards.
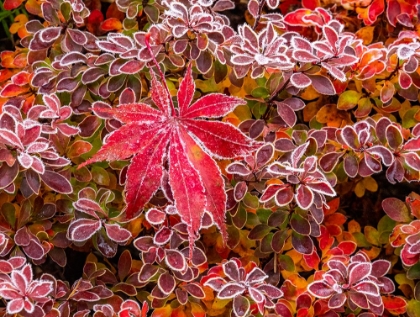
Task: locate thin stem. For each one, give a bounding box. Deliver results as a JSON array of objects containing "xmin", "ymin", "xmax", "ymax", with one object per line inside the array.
[
  {"xmin": 144, "ymin": 33, "xmax": 176, "ymax": 116},
  {"xmin": 262, "ymin": 76, "xmax": 290, "ymax": 120},
  {"xmin": 252, "ymin": 0, "xmax": 266, "ymax": 30}
]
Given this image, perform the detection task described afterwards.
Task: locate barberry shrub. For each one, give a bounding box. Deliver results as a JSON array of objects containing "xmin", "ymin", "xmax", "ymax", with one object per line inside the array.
[{"xmin": 1, "ymin": 0, "xmax": 420, "ymax": 316}]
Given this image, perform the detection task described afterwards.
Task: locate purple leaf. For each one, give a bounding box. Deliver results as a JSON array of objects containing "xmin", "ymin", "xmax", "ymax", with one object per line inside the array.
[
  {"xmin": 296, "ymin": 185, "xmax": 314, "ymax": 210},
  {"xmin": 218, "ymin": 283, "xmax": 245, "ymax": 299},
  {"xmin": 153, "ymin": 227, "xmax": 173, "ymax": 245},
  {"xmin": 234, "ymin": 181, "xmax": 248, "ymax": 202},
  {"xmin": 353, "ymin": 281, "xmax": 380, "ymax": 296},
  {"xmin": 223, "ymin": 260, "xmax": 240, "ymax": 282},
  {"xmin": 183, "ymin": 283, "xmax": 205, "ymax": 298},
  {"xmin": 0, "ymin": 162, "xmax": 19, "ymax": 189},
  {"xmin": 246, "ymin": 267, "xmax": 267, "ymax": 284},
  {"xmin": 371, "ymin": 260, "xmax": 391, "ymax": 277},
  {"xmin": 158, "ymin": 273, "xmax": 176, "ymax": 295},
  {"xmin": 104, "ymin": 223, "xmax": 131, "ymax": 244},
  {"xmin": 348, "ymin": 262, "xmax": 372, "ymax": 285},
  {"xmin": 233, "ymin": 295, "xmax": 250, "ymax": 317},
  {"xmin": 307, "ymin": 75, "xmax": 336, "ymax": 95},
  {"xmin": 277, "ymin": 103, "xmax": 297, "ymax": 127},
  {"xmin": 138, "ymin": 264, "xmax": 159, "ymax": 283},
  {"xmin": 257, "ymin": 284, "xmax": 283, "ymax": 299},
  {"xmin": 307, "ymin": 281, "xmax": 335, "ymax": 298},
  {"xmin": 67, "ymin": 219, "xmax": 101, "ymax": 242},
  {"xmin": 290, "ymin": 73, "xmax": 312, "ymax": 88},
  {"xmin": 165, "ymin": 249, "xmax": 187, "ymax": 272},
  {"xmin": 40, "ymin": 170, "xmax": 73, "ymax": 194},
  {"xmin": 328, "ymin": 293, "xmax": 346, "ymax": 309}
]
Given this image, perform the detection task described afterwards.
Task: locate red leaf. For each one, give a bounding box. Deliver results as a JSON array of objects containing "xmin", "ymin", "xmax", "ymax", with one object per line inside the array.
[
  {"xmin": 182, "ymin": 119, "xmax": 259, "ymax": 158},
  {"xmin": 179, "ymin": 127, "xmax": 227, "ymax": 241},
  {"xmin": 382, "ymin": 296, "xmax": 407, "ymax": 315},
  {"xmin": 125, "ymin": 130, "xmax": 169, "ymax": 217},
  {"xmin": 3, "ymin": 0, "xmax": 24, "ymax": 10},
  {"xmin": 169, "ymin": 130, "xmax": 207, "ymax": 250},
  {"xmin": 182, "ymin": 94, "xmax": 246, "ymax": 119},
  {"xmin": 79, "ymin": 125, "xmax": 162, "ymax": 166},
  {"xmin": 80, "ymin": 66, "xmax": 256, "ymax": 247},
  {"xmin": 178, "ymin": 64, "xmax": 195, "ymax": 114}
]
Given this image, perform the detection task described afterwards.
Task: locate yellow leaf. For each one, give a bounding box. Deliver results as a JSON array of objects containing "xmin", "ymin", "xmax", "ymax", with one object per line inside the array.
[
  {"xmin": 211, "ymin": 298, "xmax": 230, "ymax": 311},
  {"xmin": 363, "ymin": 176, "xmax": 378, "ymax": 192},
  {"xmin": 362, "ymin": 246, "xmax": 381, "ymax": 259},
  {"xmin": 354, "ymin": 180, "xmax": 365, "ymax": 198},
  {"xmin": 355, "ymin": 26, "xmax": 375, "ymax": 45}
]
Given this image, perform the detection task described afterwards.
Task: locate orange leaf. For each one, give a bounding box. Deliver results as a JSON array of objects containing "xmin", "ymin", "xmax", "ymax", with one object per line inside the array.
[
  {"xmin": 324, "ymin": 197, "xmax": 340, "ymax": 215},
  {"xmin": 0, "ymin": 84, "xmax": 28, "ymax": 97},
  {"xmin": 325, "ymin": 214, "xmax": 347, "ymax": 227},
  {"xmin": 190, "ymin": 303, "xmax": 205, "ymax": 317},
  {"xmin": 25, "ymin": 0, "xmax": 42, "ymax": 15},
  {"xmin": 152, "ymin": 305, "xmax": 172, "ymax": 317},
  {"xmin": 100, "ymin": 18, "xmax": 123, "ymax": 32},
  {"xmin": 382, "ymin": 296, "xmax": 407, "ymax": 315}
]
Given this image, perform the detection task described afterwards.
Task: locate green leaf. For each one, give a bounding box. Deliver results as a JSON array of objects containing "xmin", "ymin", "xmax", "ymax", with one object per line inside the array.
[
  {"xmin": 408, "ymin": 262, "xmax": 420, "ymax": 280},
  {"xmin": 248, "ymin": 224, "xmax": 273, "ymax": 240},
  {"xmin": 251, "ymin": 87, "xmax": 269, "ymax": 98},
  {"xmin": 92, "ymin": 166, "xmax": 110, "ymax": 186},
  {"xmin": 337, "ymin": 90, "xmax": 361, "ymax": 110},
  {"xmin": 278, "ymin": 254, "xmax": 295, "ymax": 271},
  {"xmin": 407, "ymin": 299, "xmax": 420, "ymax": 317}
]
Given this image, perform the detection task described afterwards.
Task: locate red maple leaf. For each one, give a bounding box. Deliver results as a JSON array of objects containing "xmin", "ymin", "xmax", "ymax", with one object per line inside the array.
[{"xmin": 80, "ymin": 64, "xmax": 259, "ymax": 247}]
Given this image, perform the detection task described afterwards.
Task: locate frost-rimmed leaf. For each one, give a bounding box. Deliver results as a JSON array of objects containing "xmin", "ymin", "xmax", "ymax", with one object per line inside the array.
[
  {"xmin": 165, "ymin": 249, "xmax": 187, "ymax": 272},
  {"xmin": 67, "ymin": 219, "xmax": 101, "ymax": 242},
  {"xmin": 217, "ymin": 283, "xmax": 245, "ymax": 299}
]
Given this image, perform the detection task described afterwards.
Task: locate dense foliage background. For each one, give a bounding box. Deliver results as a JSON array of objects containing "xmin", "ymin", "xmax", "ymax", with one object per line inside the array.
[{"xmin": 1, "ymin": 0, "xmax": 420, "ymax": 316}]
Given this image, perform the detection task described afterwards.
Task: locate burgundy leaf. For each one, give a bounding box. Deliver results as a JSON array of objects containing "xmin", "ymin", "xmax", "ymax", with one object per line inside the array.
[
  {"xmin": 0, "ymin": 162, "xmax": 19, "ymax": 189},
  {"xmin": 218, "ymin": 283, "xmax": 245, "ymax": 299},
  {"xmin": 145, "ymin": 208, "xmax": 166, "ymax": 225},
  {"xmin": 382, "ymin": 198, "xmax": 411, "ymax": 222},
  {"xmin": 296, "ymin": 185, "xmax": 314, "ymax": 210},
  {"xmin": 183, "ymin": 283, "xmax": 205, "ymax": 298},
  {"xmin": 165, "ymin": 249, "xmax": 187, "ymax": 272},
  {"xmin": 157, "ymin": 273, "xmax": 176, "ymax": 295},
  {"xmin": 153, "ymin": 227, "xmax": 173, "ymax": 245},
  {"xmin": 348, "ymin": 262, "xmax": 372, "ymax": 285},
  {"xmin": 328, "ymin": 293, "xmax": 346, "ymax": 309},
  {"xmin": 40, "ymin": 170, "xmax": 73, "ymax": 194},
  {"xmin": 308, "ymin": 281, "xmax": 335, "ymax": 298},
  {"xmin": 290, "ymin": 73, "xmax": 312, "ymax": 88},
  {"xmin": 233, "ymin": 295, "xmax": 250, "ymax": 317},
  {"xmin": 307, "ymin": 75, "xmax": 336, "ymax": 95},
  {"xmin": 277, "ymin": 103, "xmax": 297, "ymax": 127},
  {"xmin": 104, "ymin": 223, "xmax": 131, "ymax": 244},
  {"xmin": 67, "ymin": 219, "xmax": 101, "ymax": 242}
]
